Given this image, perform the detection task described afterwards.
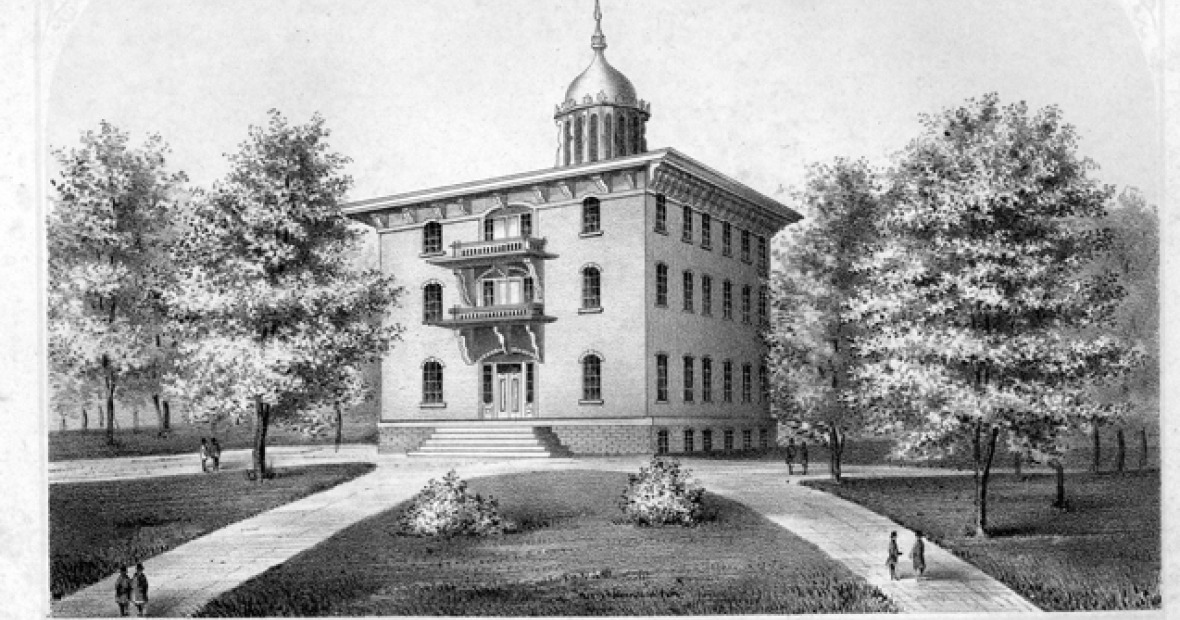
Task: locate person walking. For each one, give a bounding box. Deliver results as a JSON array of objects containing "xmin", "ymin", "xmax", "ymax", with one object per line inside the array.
[
  {"xmin": 199, "ymin": 438, "xmax": 210, "ymax": 473},
  {"xmin": 800, "ymin": 440, "xmax": 809, "ymax": 475},
  {"xmin": 911, "ymin": 530, "xmax": 926, "ymax": 580},
  {"xmin": 130, "ymin": 563, "xmax": 149, "ymax": 617},
  {"xmin": 886, "ymin": 531, "xmax": 901, "ymax": 581},
  {"xmin": 784, "ymin": 438, "xmax": 797, "ymax": 475},
  {"xmin": 209, "ymin": 437, "xmax": 222, "ymax": 472},
  {"xmin": 114, "ymin": 566, "xmax": 132, "ymax": 617}
]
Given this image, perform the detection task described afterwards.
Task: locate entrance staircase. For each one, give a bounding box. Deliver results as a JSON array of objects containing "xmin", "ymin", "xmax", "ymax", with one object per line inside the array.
[{"xmin": 407, "ymin": 425, "xmax": 571, "ymax": 459}]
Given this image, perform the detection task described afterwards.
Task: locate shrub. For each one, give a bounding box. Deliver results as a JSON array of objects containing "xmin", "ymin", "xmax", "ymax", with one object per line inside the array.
[
  {"xmin": 619, "ymin": 457, "xmax": 705, "ymax": 526},
  {"xmin": 397, "ymin": 471, "xmax": 509, "ymax": 537}
]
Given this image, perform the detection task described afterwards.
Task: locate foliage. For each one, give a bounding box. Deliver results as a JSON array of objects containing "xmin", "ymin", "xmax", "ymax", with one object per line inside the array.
[
  {"xmin": 50, "ymin": 463, "xmax": 374, "ymax": 599},
  {"xmin": 196, "ymin": 470, "xmax": 895, "ymax": 616},
  {"xmin": 805, "ymin": 471, "xmax": 1160, "ymax": 611},
  {"xmin": 618, "ymin": 457, "xmax": 706, "ymax": 526},
  {"xmin": 396, "ymin": 471, "xmax": 509, "ymax": 537},
  {"xmin": 163, "ymin": 110, "xmax": 403, "ymax": 475},
  {"xmin": 47, "ymin": 122, "xmax": 188, "ymax": 443},
  {"xmin": 767, "ymin": 158, "xmax": 887, "ymax": 480},
  {"xmin": 848, "ymin": 93, "xmax": 1142, "ymax": 532}
]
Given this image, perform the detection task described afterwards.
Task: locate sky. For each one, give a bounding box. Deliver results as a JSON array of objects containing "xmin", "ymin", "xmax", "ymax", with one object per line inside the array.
[{"xmin": 45, "ymin": 0, "xmax": 1162, "ymax": 208}]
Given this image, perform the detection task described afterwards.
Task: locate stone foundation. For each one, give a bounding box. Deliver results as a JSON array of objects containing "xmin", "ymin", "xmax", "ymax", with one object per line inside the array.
[{"xmin": 377, "ymin": 426, "xmax": 434, "ymax": 454}]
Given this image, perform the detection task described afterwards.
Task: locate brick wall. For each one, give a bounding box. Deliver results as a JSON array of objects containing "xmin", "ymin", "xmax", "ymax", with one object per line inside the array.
[
  {"xmin": 551, "ymin": 425, "xmax": 654, "ymax": 455},
  {"xmin": 378, "ymin": 426, "xmax": 434, "ymax": 454}
]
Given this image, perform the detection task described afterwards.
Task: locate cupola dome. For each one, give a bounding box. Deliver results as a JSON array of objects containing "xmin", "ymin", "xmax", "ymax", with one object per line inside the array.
[{"xmin": 553, "ymin": 0, "xmax": 651, "ymax": 168}]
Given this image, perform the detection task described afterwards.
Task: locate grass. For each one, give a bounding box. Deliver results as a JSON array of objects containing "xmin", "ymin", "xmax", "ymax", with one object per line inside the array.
[
  {"xmin": 805, "ymin": 470, "xmax": 1160, "ymax": 611},
  {"xmin": 49, "ymin": 410, "xmax": 378, "ymax": 461},
  {"xmin": 50, "ymin": 462, "xmax": 375, "ymax": 599},
  {"xmin": 196, "ymin": 470, "xmax": 896, "ymax": 616}
]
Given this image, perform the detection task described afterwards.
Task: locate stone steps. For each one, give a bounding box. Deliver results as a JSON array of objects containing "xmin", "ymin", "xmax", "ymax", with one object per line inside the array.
[{"xmin": 408, "ymin": 426, "xmax": 570, "ymax": 459}]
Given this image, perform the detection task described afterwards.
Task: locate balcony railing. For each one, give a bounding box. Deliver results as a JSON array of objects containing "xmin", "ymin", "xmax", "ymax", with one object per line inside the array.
[
  {"xmin": 425, "ymin": 236, "xmax": 555, "ymax": 266},
  {"xmin": 426, "ymin": 302, "xmax": 555, "ymax": 326}
]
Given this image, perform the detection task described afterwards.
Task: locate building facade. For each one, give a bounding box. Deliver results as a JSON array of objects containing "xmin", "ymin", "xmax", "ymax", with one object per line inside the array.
[{"xmin": 344, "ymin": 3, "xmax": 800, "ymax": 455}]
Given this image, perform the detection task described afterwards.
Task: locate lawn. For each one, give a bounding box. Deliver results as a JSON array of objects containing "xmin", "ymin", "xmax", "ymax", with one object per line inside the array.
[
  {"xmin": 50, "ymin": 462, "xmax": 375, "ymax": 599},
  {"xmin": 49, "ymin": 410, "xmax": 377, "ymax": 461},
  {"xmin": 196, "ymin": 470, "xmax": 896, "ymax": 616},
  {"xmin": 805, "ymin": 470, "xmax": 1159, "ymax": 611}
]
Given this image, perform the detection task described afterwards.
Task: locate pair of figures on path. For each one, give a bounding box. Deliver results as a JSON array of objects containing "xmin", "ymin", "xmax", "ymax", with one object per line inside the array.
[
  {"xmin": 199, "ymin": 437, "xmax": 222, "ymax": 473},
  {"xmin": 887, "ymin": 530, "xmax": 926, "ymax": 581},
  {"xmin": 784, "ymin": 438, "xmax": 809, "ymax": 475},
  {"xmin": 113, "ymin": 564, "xmax": 148, "ymax": 617}
]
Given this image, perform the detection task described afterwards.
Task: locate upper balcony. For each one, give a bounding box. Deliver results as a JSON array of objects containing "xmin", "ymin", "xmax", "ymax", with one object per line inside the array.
[
  {"xmin": 426, "ymin": 302, "xmax": 557, "ymax": 327},
  {"xmin": 425, "ymin": 236, "xmax": 558, "ymax": 268}
]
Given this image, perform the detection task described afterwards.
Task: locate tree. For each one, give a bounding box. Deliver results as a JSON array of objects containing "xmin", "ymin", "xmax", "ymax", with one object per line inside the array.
[
  {"xmin": 165, "ymin": 110, "xmax": 403, "ymax": 478},
  {"xmin": 47, "ymin": 122, "xmax": 188, "ymax": 444},
  {"xmin": 851, "ymin": 94, "xmax": 1140, "ymax": 535},
  {"xmin": 767, "ymin": 158, "xmax": 886, "ymax": 482}
]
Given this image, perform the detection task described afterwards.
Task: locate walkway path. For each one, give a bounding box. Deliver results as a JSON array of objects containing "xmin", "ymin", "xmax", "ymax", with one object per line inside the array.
[{"xmin": 52, "ymin": 454, "xmax": 1053, "ymax": 616}]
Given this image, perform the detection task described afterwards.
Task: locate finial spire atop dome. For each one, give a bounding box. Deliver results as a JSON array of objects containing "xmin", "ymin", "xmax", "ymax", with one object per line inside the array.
[{"xmin": 591, "ymin": 0, "xmax": 607, "ymax": 50}]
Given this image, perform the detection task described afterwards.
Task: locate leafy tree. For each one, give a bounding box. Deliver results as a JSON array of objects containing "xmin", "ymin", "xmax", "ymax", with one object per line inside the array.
[
  {"xmin": 165, "ymin": 110, "xmax": 403, "ymax": 478},
  {"xmin": 767, "ymin": 158, "xmax": 886, "ymax": 482},
  {"xmin": 47, "ymin": 122, "xmax": 187, "ymax": 444},
  {"xmin": 850, "ymin": 94, "xmax": 1140, "ymax": 535}
]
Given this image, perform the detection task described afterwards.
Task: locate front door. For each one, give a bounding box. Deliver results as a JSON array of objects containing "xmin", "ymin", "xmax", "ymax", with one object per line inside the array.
[{"xmin": 496, "ymin": 363, "xmax": 523, "ymax": 418}]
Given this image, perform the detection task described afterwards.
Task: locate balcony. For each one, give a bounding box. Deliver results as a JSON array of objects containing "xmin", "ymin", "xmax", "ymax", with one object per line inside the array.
[
  {"xmin": 427, "ymin": 302, "xmax": 556, "ymax": 327},
  {"xmin": 425, "ymin": 236, "xmax": 558, "ymax": 267}
]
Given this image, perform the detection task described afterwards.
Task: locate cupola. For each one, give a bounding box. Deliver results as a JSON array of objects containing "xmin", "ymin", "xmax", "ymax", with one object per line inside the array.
[{"xmin": 554, "ymin": 0, "xmax": 651, "ymax": 167}]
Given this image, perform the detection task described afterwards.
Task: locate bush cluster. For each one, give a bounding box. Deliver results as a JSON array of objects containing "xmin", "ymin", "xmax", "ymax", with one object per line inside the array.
[
  {"xmin": 618, "ymin": 457, "xmax": 706, "ymax": 526},
  {"xmin": 397, "ymin": 471, "xmax": 509, "ymax": 537}
]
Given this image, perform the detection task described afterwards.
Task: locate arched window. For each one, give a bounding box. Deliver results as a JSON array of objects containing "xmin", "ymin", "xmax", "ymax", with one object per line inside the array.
[
  {"xmin": 422, "ymin": 360, "xmax": 444, "ymax": 404},
  {"xmin": 574, "ymin": 115, "xmax": 584, "ymax": 164},
  {"xmin": 723, "ymin": 359, "xmax": 733, "ymax": 402},
  {"xmin": 582, "ymin": 197, "xmax": 601, "ymax": 234},
  {"xmin": 563, "ymin": 120, "xmax": 573, "ymax": 166},
  {"xmin": 656, "ymin": 353, "xmax": 668, "ymax": 402},
  {"xmin": 701, "ymin": 357, "xmax": 713, "ymax": 402},
  {"xmin": 701, "ymin": 275, "xmax": 713, "ymax": 316},
  {"xmin": 682, "ymin": 270, "xmax": 694, "ymax": 312},
  {"xmin": 589, "ymin": 114, "xmax": 599, "ymax": 162},
  {"xmin": 742, "ymin": 285, "xmax": 752, "ymax": 324},
  {"xmin": 654, "ymin": 194, "xmax": 667, "ymax": 233},
  {"xmin": 422, "ymin": 221, "xmax": 442, "ymax": 254},
  {"xmin": 683, "ymin": 355, "xmax": 694, "ymax": 402},
  {"xmin": 741, "ymin": 229, "xmax": 752, "ymax": 262},
  {"xmin": 722, "ymin": 280, "xmax": 733, "ymax": 319},
  {"xmin": 423, "ymin": 282, "xmax": 443, "ymax": 323},
  {"xmin": 582, "ymin": 265, "xmax": 601, "ymax": 309},
  {"xmin": 603, "ymin": 113, "xmax": 613, "ymax": 159},
  {"xmin": 582, "ymin": 354, "xmax": 602, "ymax": 401},
  {"xmin": 615, "ymin": 112, "xmax": 627, "ymax": 157},
  {"xmin": 655, "ymin": 263, "xmax": 668, "ymax": 307}
]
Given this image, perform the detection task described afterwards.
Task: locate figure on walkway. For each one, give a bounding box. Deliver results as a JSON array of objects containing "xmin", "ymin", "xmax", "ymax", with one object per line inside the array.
[
  {"xmin": 131, "ymin": 563, "xmax": 149, "ymax": 617},
  {"xmin": 210, "ymin": 437, "xmax": 222, "ymax": 472},
  {"xmin": 911, "ymin": 530, "xmax": 926, "ymax": 579},
  {"xmin": 114, "ymin": 566, "xmax": 132, "ymax": 617},
  {"xmin": 886, "ymin": 531, "xmax": 901, "ymax": 581},
  {"xmin": 199, "ymin": 438, "xmax": 210, "ymax": 473},
  {"xmin": 785, "ymin": 438, "xmax": 797, "ymax": 475},
  {"xmin": 800, "ymin": 441, "xmax": 809, "ymax": 475}
]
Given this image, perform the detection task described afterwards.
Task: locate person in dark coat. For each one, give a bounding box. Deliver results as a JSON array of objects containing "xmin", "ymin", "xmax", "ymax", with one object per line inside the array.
[
  {"xmin": 886, "ymin": 531, "xmax": 901, "ymax": 581},
  {"xmin": 209, "ymin": 438, "xmax": 222, "ymax": 472},
  {"xmin": 911, "ymin": 530, "xmax": 926, "ymax": 579},
  {"xmin": 800, "ymin": 441, "xmax": 809, "ymax": 475},
  {"xmin": 131, "ymin": 563, "xmax": 149, "ymax": 617},
  {"xmin": 114, "ymin": 566, "xmax": 132, "ymax": 617},
  {"xmin": 784, "ymin": 438, "xmax": 797, "ymax": 475}
]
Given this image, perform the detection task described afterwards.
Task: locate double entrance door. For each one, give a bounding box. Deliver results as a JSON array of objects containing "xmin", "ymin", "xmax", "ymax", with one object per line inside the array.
[{"xmin": 481, "ymin": 361, "xmax": 535, "ymax": 419}]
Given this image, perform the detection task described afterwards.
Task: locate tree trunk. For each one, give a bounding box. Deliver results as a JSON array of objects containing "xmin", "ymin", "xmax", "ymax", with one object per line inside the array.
[
  {"xmin": 60, "ymin": 412, "xmax": 67, "ymax": 431},
  {"xmin": 162, "ymin": 400, "xmax": 172, "ymax": 431},
  {"xmin": 828, "ymin": 426, "xmax": 844, "ymax": 483},
  {"xmin": 105, "ymin": 381, "xmax": 116, "ymax": 446},
  {"xmin": 1139, "ymin": 427, "xmax": 1148, "ymax": 470},
  {"xmin": 252, "ymin": 398, "xmax": 271, "ymax": 479},
  {"xmin": 334, "ymin": 403, "xmax": 343, "ymax": 453},
  {"xmin": 973, "ymin": 424, "xmax": 999, "ymax": 537},
  {"xmin": 1013, "ymin": 452, "xmax": 1022, "ymax": 477},
  {"xmin": 132, "ymin": 408, "xmax": 140, "ymax": 433},
  {"xmin": 152, "ymin": 395, "xmax": 164, "ymax": 437},
  {"xmin": 96, "ymin": 400, "xmax": 104, "ymax": 428},
  {"xmin": 1116, "ymin": 428, "xmax": 1126, "ymax": 473},
  {"xmin": 81, "ymin": 407, "xmax": 88, "ymax": 431},
  {"xmin": 1091, "ymin": 425, "xmax": 1101, "ymax": 473},
  {"xmin": 1052, "ymin": 461, "xmax": 1067, "ymax": 509}
]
